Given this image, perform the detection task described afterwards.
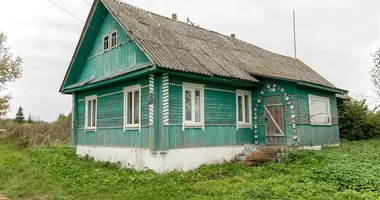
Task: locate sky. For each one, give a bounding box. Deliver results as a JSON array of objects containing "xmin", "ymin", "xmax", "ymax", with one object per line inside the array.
[{"xmin": 1, "ymin": 0, "xmax": 380, "ymax": 121}]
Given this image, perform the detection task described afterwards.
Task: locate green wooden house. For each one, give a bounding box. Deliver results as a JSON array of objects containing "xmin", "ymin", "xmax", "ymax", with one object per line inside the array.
[{"xmin": 60, "ymin": 0, "xmax": 346, "ymax": 172}]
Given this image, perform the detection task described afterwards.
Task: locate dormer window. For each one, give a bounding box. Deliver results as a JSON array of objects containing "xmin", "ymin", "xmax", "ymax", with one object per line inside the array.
[
  {"xmin": 111, "ymin": 30, "xmax": 117, "ymax": 48},
  {"xmin": 103, "ymin": 35, "xmax": 109, "ymax": 51}
]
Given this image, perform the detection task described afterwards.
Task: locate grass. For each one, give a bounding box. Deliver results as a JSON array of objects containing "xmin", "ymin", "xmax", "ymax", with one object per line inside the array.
[{"xmin": 1, "ymin": 140, "xmax": 380, "ymax": 199}]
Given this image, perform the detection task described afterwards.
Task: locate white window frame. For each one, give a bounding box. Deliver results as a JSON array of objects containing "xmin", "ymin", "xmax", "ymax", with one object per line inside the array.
[
  {"xmin": 236, "ymin": 90, "xmax": 252, "ymax": 129},
  {"xmin": 308, "ymin": 94, "xmax": 332, "ymax": 126},
  {"xmin": 110, "ymin": 30, "xmax": 118, "ymax": 49},
  {"xmin": 182, "ymin": 83, "xmax": 204, "ymax": 130},
  {"xmin": 123, "ymin": 85, "xmax": 141, "ymax": 132},
  {"xmin": 85, "ymin": 95, "xmax": 97, "ymax": 131},
  {"xmin": 103, "ymin": 35, "xmax": 110, "ymax": 52}
]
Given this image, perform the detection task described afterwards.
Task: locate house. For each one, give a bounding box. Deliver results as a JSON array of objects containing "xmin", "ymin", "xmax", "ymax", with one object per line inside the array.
[{"xmin": 60, "ymin": 0, "xmax": 346, "ymax": 172}]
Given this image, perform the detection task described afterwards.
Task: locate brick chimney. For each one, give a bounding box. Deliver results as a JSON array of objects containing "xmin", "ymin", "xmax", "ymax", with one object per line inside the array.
[
  {"xmin": 172, "ymin": 13, "xmax": 177, "ymax": 21},
  {"xmin": 231, "ymin": 34, "xmax": 236, "ymax": 38}
]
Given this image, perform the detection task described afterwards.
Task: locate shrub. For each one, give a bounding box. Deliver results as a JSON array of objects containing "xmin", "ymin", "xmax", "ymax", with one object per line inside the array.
[
  {"xmin": 0, "ymin": 118, "xmax": 70, "ymax": 148},
  {"xmin": 339, "ymin": 100, "xmax": 380, "ymax": 140}
]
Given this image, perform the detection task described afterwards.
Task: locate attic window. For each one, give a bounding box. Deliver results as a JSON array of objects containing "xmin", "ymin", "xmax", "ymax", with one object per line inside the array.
[
  {"xmin": 103, "ymin": 35, "xmax": 109, "ymax": 51},
  {"xmin": 111, "ymin": 31, "xmax": 117, "ymax": 48}
]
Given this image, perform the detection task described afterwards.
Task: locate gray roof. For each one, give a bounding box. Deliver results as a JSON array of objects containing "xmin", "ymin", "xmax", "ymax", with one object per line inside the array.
[
  {"xmin": 103, "ymin": 0, "xmax": 337, "ymax": 88},
  {"xmin": 336, "ymin": 93, "xmax": 353, "ymax": 100}
]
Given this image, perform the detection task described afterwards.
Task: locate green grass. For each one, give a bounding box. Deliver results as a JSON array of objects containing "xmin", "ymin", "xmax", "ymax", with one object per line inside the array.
[{"xmin": 1, "ymin": 140, "xmax": 380, "ymax": 199}]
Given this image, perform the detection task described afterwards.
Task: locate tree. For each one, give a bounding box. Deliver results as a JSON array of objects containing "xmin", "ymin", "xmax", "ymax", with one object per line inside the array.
[
  {"xmin": 56, "ymin": 113, "xmax": 72, "ymax": 122},
  {"xmin": 0, "ymin": 32, "xmax": 23, "ymax": 117},
  {"xmin": 14, "ymin": 106, "xmax": 25, "ymax": 123},
  {"xmin": 27, "ymin": 113, "xmax": 33, "ymax": 123}
]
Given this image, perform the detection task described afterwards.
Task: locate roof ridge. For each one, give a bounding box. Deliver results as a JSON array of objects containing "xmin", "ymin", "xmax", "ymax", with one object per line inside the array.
[{"xmin": 113, "ymin": 0, "xmax": 243, "ymax": 40}]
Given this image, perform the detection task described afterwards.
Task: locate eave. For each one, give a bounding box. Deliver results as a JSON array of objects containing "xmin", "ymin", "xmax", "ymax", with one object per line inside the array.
[{"xmin": 61, "ymin": 64, "xmax": 157, "ymax": 93}]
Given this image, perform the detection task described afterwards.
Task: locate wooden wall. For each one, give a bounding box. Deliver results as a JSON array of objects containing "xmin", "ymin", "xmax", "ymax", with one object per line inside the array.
[
  {"xmin": 77, "ymin": 10, "xmax": 150, "ymax": 83},
  {"xmin": 72, "ymin": 77, "xmax": 153, "ymax": 148}
]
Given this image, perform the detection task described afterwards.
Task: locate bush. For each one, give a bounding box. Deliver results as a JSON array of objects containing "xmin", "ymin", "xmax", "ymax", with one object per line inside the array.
[
  {"xmin": 0, "ymin": 118, "xmax": 71, "ymax": 148},
  {"xmin": 339, "ymin": 100, "xmax": 380, "ymax": 140}
]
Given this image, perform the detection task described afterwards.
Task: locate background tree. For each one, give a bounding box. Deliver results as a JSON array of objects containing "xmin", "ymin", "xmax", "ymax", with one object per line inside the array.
[
  {"xmin": 14, "ymin": 106, "xmax": 25, "ymax": 123},
  {"xmin": 27, "ymin": 113, "xmax": 33, "ymax": 123},
  {"xmin": 371, "ymin": 47, "xmax": 380, "ymax": 96},
  {"xmin": 0, "ymin": 32, "xmax": 23, "ymax": 117}
]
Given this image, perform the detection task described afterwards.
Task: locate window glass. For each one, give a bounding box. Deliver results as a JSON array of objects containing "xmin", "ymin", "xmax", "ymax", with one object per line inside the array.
[
  {"xmin": 92, "ymin": 100, "xmax": 96, "ymax": 127},
  {"xmin": 194, "ymin": 90, "xmax": 201, "ymax": 122},
  {"xmin": 238, "ymin": 96, "xmax": 243, "ymax": 122},
  {"xmin": 185, "ymin": 90, "xmax": 192, "ymax": 121},
  {"xmin": 244, "ymin": 95, "xmax": 249, "ymax": 123},
  {"xmin": 111, "ymin": 32, "xmax": 117, "ymax": 47},
  {"xmin": 103, "ymin": 36, "xmax": 109, "ymax": 51},
  {"xmin": 87, "ymin": 100, "xmax": 92, "ymax": 127},
  {"xmin": 309, "ymin": 96, "xmax": 331, "ymax": 125},
  {"xmin": 127, "ymin": 92, "xmax": 133, "ymax": 124},
  {"xmin": 134, "ymin": 90, "xmax": 139, "ymax": 124},
  {"xmin": 310, "ymin": 99, "xmax": 328, "ymax": 116}
]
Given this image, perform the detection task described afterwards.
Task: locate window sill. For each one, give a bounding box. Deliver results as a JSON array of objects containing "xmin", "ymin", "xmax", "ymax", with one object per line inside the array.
[
  {"xmin": 85, "ymin": 128, "xmax": 96, "ymax": 132},
  {"xmin": 310, "ymin": 123, "xmax": 332, "ymax": 126},
  {"xmin": 124, "ymin": 126, "xmax": 140, "ymax": 131},
  {"xmin": 237, "ymin": 123, "xmax": 252, "ymax": 129},
  {"xmin": 184, "ymin": 124, "xmax": 203, "ymax": 129}
]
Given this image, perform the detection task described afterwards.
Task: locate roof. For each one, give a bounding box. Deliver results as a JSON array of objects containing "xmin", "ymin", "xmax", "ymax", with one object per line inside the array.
[
  {"xmin": 101, "ymin": 0, "xmax": 338, "ymax": 88},
  {"xmin": 336, "ymin": 93, "xmax": 353, "ymax": 100}
]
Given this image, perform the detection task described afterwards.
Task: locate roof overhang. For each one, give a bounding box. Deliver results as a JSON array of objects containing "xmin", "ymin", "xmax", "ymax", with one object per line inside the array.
[
  {"xmin": 59, "ymin": 0, "xmax": 101, "ymax": 93},
  {"xmin": 296, "ymin": 81, "xmax": 346, "ymax": 94},
  {"xmin": 61, "ymin": 64, "xmax": 157, "ymax": 94}
]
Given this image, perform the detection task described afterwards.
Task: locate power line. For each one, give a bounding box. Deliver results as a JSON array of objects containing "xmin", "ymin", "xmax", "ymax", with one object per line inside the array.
[
  {"xmin": 46, "ymin": 0, "xmax": 99, "ymax": 32},
  {"xmin": 83, "ymin": 0, "xmax": 92, "ymax": 6},
  {"xmin": 349, "ymin": 92, "xmax": 380, "ymax": 100}
]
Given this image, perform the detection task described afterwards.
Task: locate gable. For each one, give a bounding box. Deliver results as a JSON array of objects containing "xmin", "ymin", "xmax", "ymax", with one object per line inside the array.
[
  {"xmin": 77, "ymin": 12, "xmax": 150, "ymax": 82},
  {"xmin": 60, "ymin": 1, "xmax": 151, "ymax": 91}
]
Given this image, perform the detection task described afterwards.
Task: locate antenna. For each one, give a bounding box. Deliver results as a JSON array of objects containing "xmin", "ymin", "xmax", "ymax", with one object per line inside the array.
[
  {"xmin": 293, "ymin": 9, "xmax": 297, "ymax": 59},
  {"xmin": 186, "ymin": 17, "xmax": 194, "ymax": 25}
]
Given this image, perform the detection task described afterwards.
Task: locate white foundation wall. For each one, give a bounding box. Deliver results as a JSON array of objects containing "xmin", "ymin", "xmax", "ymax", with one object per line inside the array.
[{"xmin": 76, "ymin": 145, "xmax": 245, "ymax": 173}]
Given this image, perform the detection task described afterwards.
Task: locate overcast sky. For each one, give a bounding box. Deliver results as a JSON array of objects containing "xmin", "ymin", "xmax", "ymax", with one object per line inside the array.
[{"xmin": 1, "ymin": 0, "xmax": 380, "ymax": 121}]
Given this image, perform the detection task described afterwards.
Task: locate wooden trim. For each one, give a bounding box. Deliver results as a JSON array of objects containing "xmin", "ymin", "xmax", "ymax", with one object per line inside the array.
[
  {"xmin": 308, "ymin": 94, "xmax": 332, "ymax": 126},
  {"xmin": 123, "ymin": 85, "xmax": 142, "ymax": 132}
]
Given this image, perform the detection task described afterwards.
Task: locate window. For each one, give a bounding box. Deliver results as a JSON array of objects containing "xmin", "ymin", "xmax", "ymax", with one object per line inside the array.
[
  {"xmin": 308, "ymin": 95, "xmax": 331, "ymax": 125},
  {"xmin": 111, "ymin": 31, "xmax": 117, "ymax": 48},
  {"xmin": 85, "ymin": 95, "xmax": 97, "ymax": 130},
  {"xmin": 182, "ymin": 83, "xmax": 204, "ymax": 128},
  {"xmin": 103, "ymin": 35, "xmax": 109, "ymax": 51},
  {"xmin": 124, "ymin": 85, "xmax": 141, "ymax": 130},
  {"xmin": 236, "ymin": 90, "xmax": 252, "ymax": 128}
]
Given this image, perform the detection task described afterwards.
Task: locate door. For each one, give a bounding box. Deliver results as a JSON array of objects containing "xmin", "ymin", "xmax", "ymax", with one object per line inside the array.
[{"xmin": 264, "ymin": 95, "xmax": 285, "ymax": 145}]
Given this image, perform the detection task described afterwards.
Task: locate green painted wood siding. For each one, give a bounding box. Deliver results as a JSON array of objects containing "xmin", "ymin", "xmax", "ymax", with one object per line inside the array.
[
  {"xmin": 296, "ymin": 85, "xmax": 340, "ymax": 145},
  {"xmin": 161, "ymin": 75, "xmax": 253, "ymax": 150},
  {"xmin": 77, "ymin": 12, "xmax": 150, "ymax": 83},
  {"xmin": 74, "ymin": 77, "xmax": 152, "ymax": 148}
]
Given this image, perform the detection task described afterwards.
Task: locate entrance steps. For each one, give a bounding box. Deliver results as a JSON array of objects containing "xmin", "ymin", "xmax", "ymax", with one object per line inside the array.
[{"xmin": 237, "ymin": 145, "xmax": 296, "ymax": 166}]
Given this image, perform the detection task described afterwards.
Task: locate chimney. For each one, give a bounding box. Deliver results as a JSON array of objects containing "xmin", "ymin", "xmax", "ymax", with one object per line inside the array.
[
  {"xmin": 172, "ymin": 13, "xmax": 177, "ymax": 21},
  {"xmin": 231, "ymin": 34, "xmax": 236, "ymax": 38}
]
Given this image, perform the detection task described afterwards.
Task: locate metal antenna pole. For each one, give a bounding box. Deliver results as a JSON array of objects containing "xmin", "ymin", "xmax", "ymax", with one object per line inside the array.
[{"xmin": 293, "ymin": 9, "xmax": 297, "ymax": 59}]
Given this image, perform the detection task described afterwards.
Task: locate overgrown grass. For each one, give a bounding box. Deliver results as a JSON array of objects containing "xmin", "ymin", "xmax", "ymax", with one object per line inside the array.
[
  {"xmin": 1, "ymin": 140, "xmax": 380, "ymax": 199},
  {"xmin": 0, "ymin": 119, "xmax": 70, "ymax": 148}
]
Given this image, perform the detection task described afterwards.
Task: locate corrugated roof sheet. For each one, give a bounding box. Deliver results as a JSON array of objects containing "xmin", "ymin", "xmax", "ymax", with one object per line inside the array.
[{"xmin": 103, "ymin": 0, "xmax": 337, "ymax": 87}]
